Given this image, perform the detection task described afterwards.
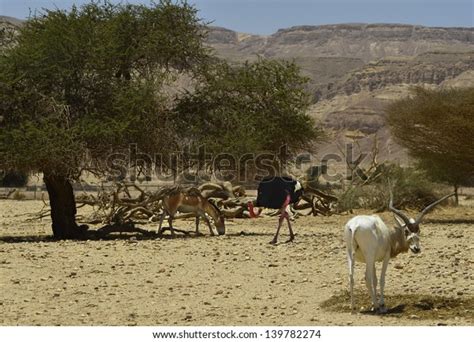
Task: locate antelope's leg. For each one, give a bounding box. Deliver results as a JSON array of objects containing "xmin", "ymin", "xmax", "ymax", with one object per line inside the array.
[
  {"xmin": 347, "ymin": 253, "xmax": 355, "ymax": 313},
  {"xmin": 364, "ymin": 256, "xmax": 378, "ymax": 311},
  {"xmin": 379, "ymin": 253, "xmax": 390, "ymax": 313},
  {"xmin": 372, "ymin": 264, "xmax": 378, "ymax": 303},
  {"xmin": 345, "ymin": 227, "xmax": 357, "ymax": 312}
]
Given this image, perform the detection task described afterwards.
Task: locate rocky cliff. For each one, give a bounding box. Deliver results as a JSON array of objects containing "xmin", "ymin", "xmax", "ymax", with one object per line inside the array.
[
  {"xmin": 321, "ymin": 51, "xmax": 474, "ymax": 99},
  {"xmin": 208, "ymin": 24, "xmax": 473, "ymax": 61},
  {"xmin": 208, "ymin": 24, "xmax": 474, "ymax": 99},
  {"xmin": 207, "ymin": 24, "xmax": 474, "ymax": 164}
]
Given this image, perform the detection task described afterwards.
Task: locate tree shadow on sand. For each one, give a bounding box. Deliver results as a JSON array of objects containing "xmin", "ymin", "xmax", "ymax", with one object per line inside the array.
[
  {"xmin": 0, "ymin": 225, "xmax": 218, "ymax": 243},
  {"xmin": 0, "ymin": 229, "xmax": 333, "ymax": 244},
  {"xmin": 425, "ymin": 218, "xmax": 474, "ymax": 224},
  {"xmin": 321, "ymin": 290, "xmax": 474, "ymax": 320}
]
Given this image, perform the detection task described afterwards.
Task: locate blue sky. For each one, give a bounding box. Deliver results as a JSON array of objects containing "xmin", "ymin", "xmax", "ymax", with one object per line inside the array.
[{"xmin": 1, "ymin": 0, "xmax": 472, "ymax": 34}]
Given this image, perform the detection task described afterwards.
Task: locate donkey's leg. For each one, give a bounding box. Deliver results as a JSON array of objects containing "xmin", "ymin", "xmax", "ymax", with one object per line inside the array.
[
  {"xmin": 203, "ymin": 214, "xmax": 215, "ymax": 236},
  {"xmin": 195, "ymin": 216, "xmax": 203, "ymax": 236},
  {"xmin": 157, "ymin": 211, "xmax": 166, "ymax": 234},
  {"xmin": 168, "ymin": 215, "xmax": 176, "ymax": 237}
]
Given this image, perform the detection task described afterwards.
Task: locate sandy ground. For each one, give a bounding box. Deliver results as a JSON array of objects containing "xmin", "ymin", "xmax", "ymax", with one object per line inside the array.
[{"xmin": 0, "ymin": 200, "xmax": 472, "ymax": 326}]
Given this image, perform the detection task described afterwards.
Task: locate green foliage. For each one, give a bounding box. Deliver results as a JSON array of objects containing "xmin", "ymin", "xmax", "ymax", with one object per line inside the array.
[
  {"xmin": 336, "ymin": 185, "xmax": 367, "ymax": 213},
  {"xmin": 387, "ymin": 87, "xmax": 474, "ymax": 189},
  {"xmin": 174, "ymin": 58, "xmax": 324, "ymax": 162},
  {"xmin": 0, "ymin": 170, "xmax": 28, "ymax": 187},
  {"xmin": 0, "ymin": 0, "xmax": 208, "ymax": 177},
  {"xmin": 336, "ymin": 164, "xmax": 445, "ymax": 212},
  {"xmin": 0, "ymin": 1, "xmax": 325, "ymax": 238},
  {"xmin": 0, "ymin": 1, "xmax": 323, "ymax": 181},
  {"xmin": 381, "ymin": 164, "xmax": 445, "ymax": 210}
]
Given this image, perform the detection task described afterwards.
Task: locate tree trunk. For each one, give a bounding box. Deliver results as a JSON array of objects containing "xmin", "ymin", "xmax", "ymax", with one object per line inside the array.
[
  {"xmin": 43, "ymin": 172, "xmax": 85, "ymax": 239},
  {"xmin": 454, "ymin": 184, "xmax": 459, "ymax": 206}
]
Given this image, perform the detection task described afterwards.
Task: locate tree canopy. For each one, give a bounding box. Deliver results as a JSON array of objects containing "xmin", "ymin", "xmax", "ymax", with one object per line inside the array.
[
  {"xmin": 0, "ymin": 0, "xmax": 210, "ymax": 238},
  {"xmin": 0, "ymin": 1, "xmax": 323, "ymax": 238},
  {"xmin": 0, "ymin": 0, "xmax": 209, "ymax": 177},
  {"xmin": 387, "ymin": 86, "xmax": 474, "ymax": 201},
  {"xmin": 174, "ymin": 59, "xmax": 323, "ymax": 167}
]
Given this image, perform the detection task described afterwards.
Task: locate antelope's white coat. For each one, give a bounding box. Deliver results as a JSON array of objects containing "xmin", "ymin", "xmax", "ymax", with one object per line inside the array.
[{"xmin": 346, "ymin": 215, "xmax": 392, "ymax": 263}]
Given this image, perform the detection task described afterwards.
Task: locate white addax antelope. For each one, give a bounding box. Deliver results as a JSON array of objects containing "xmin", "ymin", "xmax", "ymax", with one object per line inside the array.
[{"xmin": 344, "ymin": 191, "xmax": 454, "ymax": 313}]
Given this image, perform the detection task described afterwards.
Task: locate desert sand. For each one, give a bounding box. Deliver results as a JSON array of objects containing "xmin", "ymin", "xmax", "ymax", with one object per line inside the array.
[{"xmin": 0, "ymin": 200, "xmax": 472, "ymax": 326}]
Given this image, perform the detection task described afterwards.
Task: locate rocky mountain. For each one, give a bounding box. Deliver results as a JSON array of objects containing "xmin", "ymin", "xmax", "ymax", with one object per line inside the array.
[
  {"xmin": 207, "ymin": 24, "xmax": 474, "ymax": 165},
  {"xmin": 207, "ymin": 24, "xmax": 473, "ymax": 95},
  {"xmin": 208, "ymin": 24, "xmax": 473, "ymax": 61},
  {"xmin": 0, "ymin": 16, "xmax": 23, "ymax": 26}
]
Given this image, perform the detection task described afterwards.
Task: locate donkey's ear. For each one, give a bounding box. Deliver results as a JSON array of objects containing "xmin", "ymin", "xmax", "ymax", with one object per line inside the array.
[{"xmin": 393, "ymin": 214, "xmax": 405, "ymax": 227}]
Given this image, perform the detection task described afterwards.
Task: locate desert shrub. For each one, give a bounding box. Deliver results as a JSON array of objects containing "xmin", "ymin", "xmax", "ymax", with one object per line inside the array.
[
  {"xmin": 336, "ymin": 164, "xmax": 447, "ymax": 212},
  {"xmin": 336, "ymin": 185, "xmax": 365, "ymax": 213},
  {"xmin": 388, "ymin": 87, "xmax": 474, "ymax": 204},
  {"xmin": 0, "ymin": 170, "xmax": 28, "ymax": 187},
  {"xmin": 11, "ymin": 190, "xmax": 26, "ymax": 200},
  {"xmin": 381, "ymin": 164, "xmax": 445, "ymax": 210}
]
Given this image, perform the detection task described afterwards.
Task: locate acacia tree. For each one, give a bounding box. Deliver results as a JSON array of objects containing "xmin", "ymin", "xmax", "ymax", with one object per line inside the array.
[
  {"xmin": 174, "ymin": 59, "xmax": 324, "ymax": 176},
  {"xmin": 387, "ymin": 87, "xmax": 474, "ymax": 204},
  {"xmin": 0, "ymin": 1, "xmax": 209, "ymax": 238},
  {"xmin": 0, "ymin": 2, "xmax": 325, "ymax": 239}
]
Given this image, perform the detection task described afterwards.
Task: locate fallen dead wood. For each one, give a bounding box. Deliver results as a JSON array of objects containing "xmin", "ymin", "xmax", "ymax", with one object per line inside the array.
[
  {"xmin": 0, "ymin": 188, "xmax": 16, "ymax": 199},
  {"xmin": 199, "ymin": 181, "xmax": 243, "ymax": 199},
  {"xmin": 73, "ymin": 180, "xmax": 337, "ymax": 237},
  {"xmin": 77, "ymin": 183, "xmax": 173, "ymax": 223}
]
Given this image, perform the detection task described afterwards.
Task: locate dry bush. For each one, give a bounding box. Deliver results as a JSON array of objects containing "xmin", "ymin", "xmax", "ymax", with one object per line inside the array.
[
  {"xmin": 12, "ymin": 190, "xmax": 26, "ymax": 200},
  {"xmin": 336, "ymin": 164, "xmax": 449, "ymax": 212}
]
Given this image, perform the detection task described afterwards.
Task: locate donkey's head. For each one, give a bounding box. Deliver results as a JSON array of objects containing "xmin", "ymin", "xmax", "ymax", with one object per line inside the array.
[
  {"xmin": 208, "ymin": 201, "xmax": 225, "ymax": 235},
  {"xmin": 215, "ymin": 211, "xmax": 226, "ymax": 235}
]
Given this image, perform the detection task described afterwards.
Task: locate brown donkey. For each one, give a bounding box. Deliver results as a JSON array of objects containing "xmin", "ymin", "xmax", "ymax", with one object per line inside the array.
[{"xmin": 157, "ymin": 188, "xmax": 225, "ymax": 236}]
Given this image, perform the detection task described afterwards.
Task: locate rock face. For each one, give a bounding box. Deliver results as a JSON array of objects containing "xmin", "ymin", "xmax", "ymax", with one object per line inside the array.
[
  {"xmin": 209, "ymin": 24, "xmax": 474, "ymax": 61},
  {"xmin": 206, "ymin": 23, "xmax": 474, "ymax": 164},
  {"xmin": 207, "ymin": 24, "xmax": 474, "ymax": 100},
  {"xmin": 0, "ymin": 16, "xmax": 23, "ymax": 27},
  {"xmin": 206, "ymin": 26, "xmax": 239, "ymax": 44},
  {"xmin": 325, "ymin": 52, "xmax": 474, "ymax": 99},
  {"xmin": 266, "ymin": 24, "xmax": 473, "ymax": 60}
]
